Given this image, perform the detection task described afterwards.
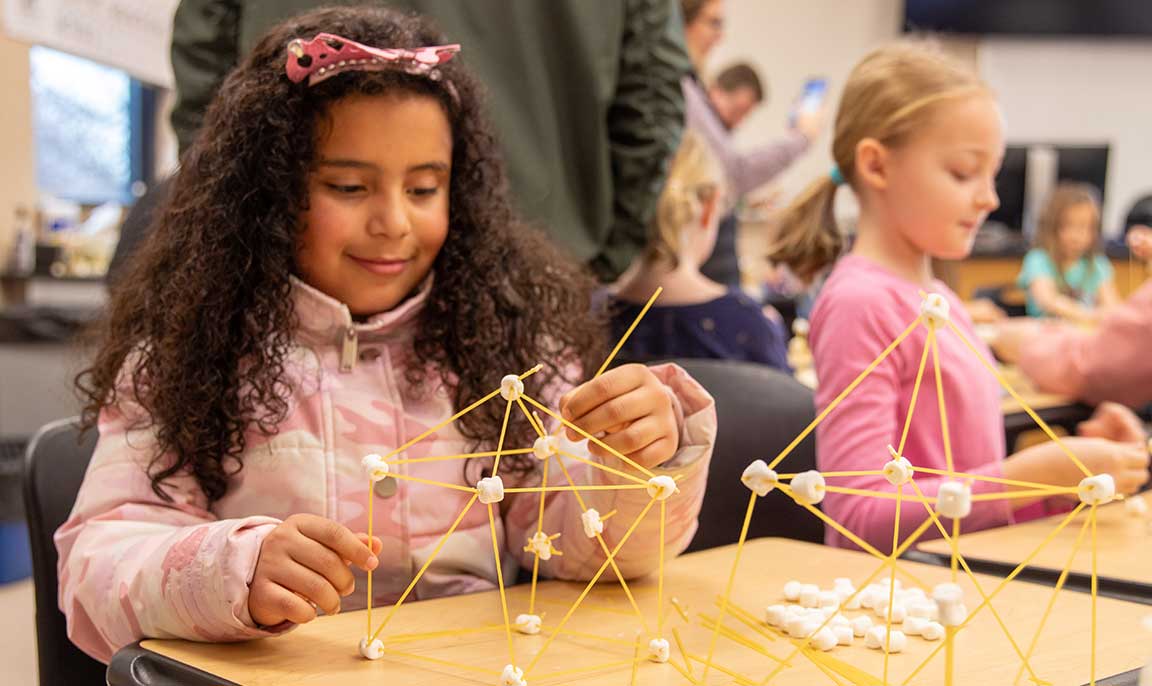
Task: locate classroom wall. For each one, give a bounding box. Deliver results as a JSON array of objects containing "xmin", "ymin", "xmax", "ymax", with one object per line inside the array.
[
  {"xmin": 0, "ymin": 26, "xmax": 38, "ymax": 260},
  {"xmin": 981, "ymin": 39, "xmax": 1152, "ymax": 236}
]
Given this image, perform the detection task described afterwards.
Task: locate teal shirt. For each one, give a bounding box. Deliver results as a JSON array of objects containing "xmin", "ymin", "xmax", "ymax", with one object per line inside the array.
[{"xmin": 1017, "ymin": 249, "xmax": 1113, "ymax": 317}]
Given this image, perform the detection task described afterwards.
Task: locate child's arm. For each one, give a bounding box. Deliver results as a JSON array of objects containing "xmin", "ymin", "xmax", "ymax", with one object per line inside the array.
[
  {"xmin": 683, "ymin": 77, "xmax": 811, "ymax": 197},
  {"xmin": 1096, "ymin": 274, "xmax": 1121, "ymax": 308},
  {"xmin": 55, "ymin": 401, "xmax": 284, "ymax": 662},
  {"xmin": 1028, "ymin": 276, "xmax": 1095, "ymax": 321},
  {"xmin": 1017, "ymin": 281, "xmax": 1152, "ymax": 407},
  {"xmin": 504, "ymin": 363, "xmax": 715, "ymax": 581}
]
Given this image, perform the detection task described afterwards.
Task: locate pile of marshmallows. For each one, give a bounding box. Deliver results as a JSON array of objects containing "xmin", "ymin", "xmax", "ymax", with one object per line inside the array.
[{"xmin": 764, "ymin": 577, "xmax": 968, "ymax": 654}]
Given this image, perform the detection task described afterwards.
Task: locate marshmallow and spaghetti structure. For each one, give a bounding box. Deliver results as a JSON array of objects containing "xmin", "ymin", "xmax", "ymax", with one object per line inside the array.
[{"xmin": 353, "ymin": 289, "xmax": 1142, "ymax": 685}]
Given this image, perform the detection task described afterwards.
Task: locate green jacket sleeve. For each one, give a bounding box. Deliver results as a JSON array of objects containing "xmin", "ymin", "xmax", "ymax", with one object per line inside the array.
[
  {"xmin": 593, "ymin": 0, "xmax": 691, "ymax": 281},
  {"xmin": 170, "ymin": 0, "xmax": 243, "ymax": 156}
]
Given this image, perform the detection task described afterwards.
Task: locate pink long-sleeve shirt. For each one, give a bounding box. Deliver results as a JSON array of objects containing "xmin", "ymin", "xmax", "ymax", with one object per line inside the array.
[
  {"xmin": 55, "ymin": 277, "xmax": 716, "ymax": 663},
  {"xmin": 810, "ymin": 255, "xmax": 1011, "ymax": 550},
  {"xmin": 1018, "ymin": 279, "xmax": 1152, "ymax": 408}
]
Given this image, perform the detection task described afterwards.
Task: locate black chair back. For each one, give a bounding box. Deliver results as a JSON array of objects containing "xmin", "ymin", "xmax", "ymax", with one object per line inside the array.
[
  {"xmin": 22, "ymin": 418, "xmax": 106, "ymax": 685},
  {"xmin": 668, "ymin": 359, "xmax": 825, "ymax": 551}
]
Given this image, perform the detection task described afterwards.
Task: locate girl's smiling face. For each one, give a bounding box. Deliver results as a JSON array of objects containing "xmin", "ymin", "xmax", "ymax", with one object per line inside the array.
[{"xmin": 298, "ymin": 93, "xmax": 452, "ymax": 316}]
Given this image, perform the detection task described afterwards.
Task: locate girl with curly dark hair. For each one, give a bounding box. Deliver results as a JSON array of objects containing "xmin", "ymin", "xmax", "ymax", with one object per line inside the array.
[{"xmin": 57, "ymin": 6, "xmax": 716, "ymax": 663}]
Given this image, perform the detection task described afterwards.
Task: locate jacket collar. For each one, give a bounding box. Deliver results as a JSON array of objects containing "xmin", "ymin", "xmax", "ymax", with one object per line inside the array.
[{"xmin": 290, "ymin": 274, "xmax": 431, "ymax": 345}]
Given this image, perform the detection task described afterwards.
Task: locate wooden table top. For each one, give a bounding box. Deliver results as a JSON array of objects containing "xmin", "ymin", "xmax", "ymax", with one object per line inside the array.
[
  {"xmin": 919, "ymin": 492, "xmax": 1152, "ymax": 591},
  {"xmin": 141, "ymin": 538, "xmax": 1151, "ymax": 685}
]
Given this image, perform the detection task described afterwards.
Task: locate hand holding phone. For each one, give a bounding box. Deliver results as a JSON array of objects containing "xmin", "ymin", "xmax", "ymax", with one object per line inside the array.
[{"xmin": 790, "ymin": 77, "xmax": 828, "ymax": 140}]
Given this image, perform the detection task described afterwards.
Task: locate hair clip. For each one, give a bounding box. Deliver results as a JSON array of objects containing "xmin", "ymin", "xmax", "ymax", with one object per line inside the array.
[{"xmin": 285, "ymin": 32, "xmax": 460, "ymax": 87}]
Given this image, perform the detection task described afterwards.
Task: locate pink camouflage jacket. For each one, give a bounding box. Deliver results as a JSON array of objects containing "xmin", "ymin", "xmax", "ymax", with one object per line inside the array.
[{"xmin": 55, "ymin": 277, "xmax": 717, "ymax": 663}]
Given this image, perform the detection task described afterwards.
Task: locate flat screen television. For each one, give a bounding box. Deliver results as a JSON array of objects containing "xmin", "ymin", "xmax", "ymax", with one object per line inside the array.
[{"xmin": 904, "ymin": 0, "xmax": 1152, "ymax": 37}]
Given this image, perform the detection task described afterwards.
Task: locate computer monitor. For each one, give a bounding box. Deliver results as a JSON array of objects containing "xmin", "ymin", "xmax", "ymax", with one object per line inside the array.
[{"xmin": 986, "ymin": 144, "xmax": 1109, "ymax": 234}]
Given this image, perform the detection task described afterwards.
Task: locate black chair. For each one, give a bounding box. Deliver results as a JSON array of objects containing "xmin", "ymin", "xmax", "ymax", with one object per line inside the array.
[
  {"xmin": 22, "ymin": 418, "xmax": 106, "ymax": 685},
  {"xmin": 667, "ymin": 359, "xmax": 824, "ymax": 551}
]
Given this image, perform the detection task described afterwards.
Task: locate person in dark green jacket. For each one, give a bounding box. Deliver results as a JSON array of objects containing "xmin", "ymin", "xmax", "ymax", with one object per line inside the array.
[{"xmin": 168, "ymin": 0, "xmax": 691, "ymax": 281}]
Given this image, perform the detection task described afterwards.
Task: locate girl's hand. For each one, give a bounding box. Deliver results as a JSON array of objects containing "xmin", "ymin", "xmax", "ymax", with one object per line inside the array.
[
  {"xmin": 560, "ymin": 364, "xmax": 679, "ymax": 469},
  {"xmin": 249, "ymin": 514, "xmax": 381, "ymax": 627},
  {"xmin": 1077, "ymin": 402, "xmax": 1147, "ymax": 444},
  {"xmin": 1021, "ymin": 437, "xmax": 1150, "ymax": 496}
]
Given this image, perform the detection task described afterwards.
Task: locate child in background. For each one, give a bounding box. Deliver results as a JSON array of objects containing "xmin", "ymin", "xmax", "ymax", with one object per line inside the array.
[
  {"xmin": 1018, "ymin": 183, "xmax": 1119, "ymax": 321},
  {"xmin": 56, "ymin": 7, "xmax": 716, "ymax": 662},
  {"xmin": 769, "ymin": 42, "xmax": 1147, "ymax": 551},
  {"xmin": 611, "ymin": 132, "xmax": 790, "ymax": 371},
  {"xmin": 992, "ymin": 223, "xmax": 1152, "ymax": 408}
]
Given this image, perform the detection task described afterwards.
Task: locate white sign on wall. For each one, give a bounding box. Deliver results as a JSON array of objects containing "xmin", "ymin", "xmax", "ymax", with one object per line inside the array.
[{"xmin": 3, "ymin": 0, "xmax": 180, "ymax": 87}]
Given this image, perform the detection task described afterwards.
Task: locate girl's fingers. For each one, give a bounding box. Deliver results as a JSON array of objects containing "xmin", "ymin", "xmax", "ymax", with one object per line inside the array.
[
  {"xmin": 289, "ymin": 536, "xmax": 356, "ymax": 597},
  {"xmin": 356, "ymin": 533, "xmax": 384, "ymax": 555},
  {"xmin": 269, "ymin": 561, "xmax": 343, "ymax": 617},
  {"xmin": 560, "ymin": 366, "xmax": 649, "ymax": 434},
  {"xmin": 296, "ymin": 516, "xmax": 378, "ymax": 571},
  {"xmin": 258, "ymin": 581, "xmax": 319, "ymax": 625},
  {"xmin": 565, "ymin": 384, "xmax": 668, "ymax": 440},
  {"xmin": 588, "ymin": 415, "xmax": 669, "ymax": 460}
]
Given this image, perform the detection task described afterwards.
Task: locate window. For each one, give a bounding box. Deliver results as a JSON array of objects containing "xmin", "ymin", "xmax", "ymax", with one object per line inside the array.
[{"xmin": 30, "ymin": 47, "xmax": 155, "ymax": 205}]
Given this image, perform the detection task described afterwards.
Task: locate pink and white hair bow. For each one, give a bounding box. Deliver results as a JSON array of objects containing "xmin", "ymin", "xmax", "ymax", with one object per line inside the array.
[{"xmin": 285, "ymin": 32, "xmax": 460, "ymax": 86}]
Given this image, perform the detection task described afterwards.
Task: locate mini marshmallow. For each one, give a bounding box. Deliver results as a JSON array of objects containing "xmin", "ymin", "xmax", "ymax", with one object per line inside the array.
[
  {"xmin": 358, "ymin": 636, "xmax": 385, "ymax": 660},
  {"xmin": 933, "ymin": 583, "xmax": 968, "ymax": 627},
  {"xmin": 852, "ymin": 615, "xmax": 874, "ymax": 637},
  {"xmin": 920, "ymin": 292, "xmax": 951, "ymax": 327},
  {"xmin": 829, "ymin": 614, "xmax": 851, "ymax": 629},
  {"xmin": 783, "ymin": 580, "xmax": 803, "ymax": 601},
  {"xmin": 499, "ymin": 375, "xmax": 524, "ymax": 401},
  {"xmin": 1127, "ymin": 496, "xmax": 1149, "ymax": 516},
  {"xmin": 833, "ymin": 577, "xmax": 854, "ymax": 588},
  {"xmin": 765, "ymin": 604, "xmax": 789, "ymax": 627},
  {"xmin": 939, "ymin": 603, "xmax": 968, "ymax": 627},
  {"xmin": 785, "ymin": 615, "xmax": 809, "ymax": 638},
  {"xmin": 908, "ymin": 599, "xmax": 939, "ymax": 621},
  {"xmin": 1079, "ymin": 474, "xmax": 1117, "ymax": 506},
  {"xmin": 903, "ymin": 616, "xmax": 929, "ymax": 636},
  {"xmin": 790, "ymin": 470, "xmax": 827, "ymax": 505},
  {"xmin": 932, "ymin": 583, "xmax": 964, "ymax": 606},
  {"xmin": 741, "ymin": 459, "xmax": 779, "ymax": 496},
  {"xmin": 834, "ymin": 625, "xmax": 854, "ymax": 646},
  {"xmin": 532, "ymin": 435, "xmax": 559, "ymax": 461},
  {"xmin": 361, "ymin": 454, "xmax": 390, "ymax": 482},
  {"xmin": 477, "ymin": 475, "xmax": 506, "ymax": 504},
  {"xmin": 901, "ymin": 587, "xmax": 928, "ymax": 603},
  {"xmin": 514, "ymin": 614, "xmax": 542, "ymax": 635},
  {"xmin": 801, "ymin": 619, "xmax": 823, "ymax": 638},
  {"xmin": 819, "ymin": 606, "xmax": 838, "ymax": 619},
  {"xmin": 921, "ymin": 621, "xmax": 946, "ymax": 641},
  {"xmin": 841, "ymin": 591, "xmax": 863, "ymax": 610},
  {"xmin": 799, "ymin": 585, "xmax": 822, "ymax": 608},
  {"xmin": 811, "ymin": 627, "xmax": 838, "ymax": 652},
  {"xmin": 883, "ymin": 448, "xmax": 915, "ymax": 486},
  {"xmin": 864, "ymin": 627, "xmax": 907, "ymax": 653},
  {"xmin": 859, "ymin": 586, "xmax": 880, "ymax": 609},
  {"xmin": 524, "ymin": 531, "xmax": 556, "ymax": 560},
  {"xmin": 936, "ymin": 481, "xmax": 972, "ymax": 519},
  {"xmin": 646, "ymin": 475, "xmax": 678, "ymax": 501},
  {"xmin": 580, "ymin": 508, "xmax": 605, "ymax": 538},
  {"xmin": 881, "ymin": 603, "xmax": 907, "ymax": 624},
  {"xmin": 817, "ymin": 590, "xmax": 839, "ymax": 608},
  {"xmin": 500, "ymin": 664, "xmax": 527, "ymax": 686},
  {"xmin": 648, "ymin": 638, "xmax": 670, "ymax": 663}
]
